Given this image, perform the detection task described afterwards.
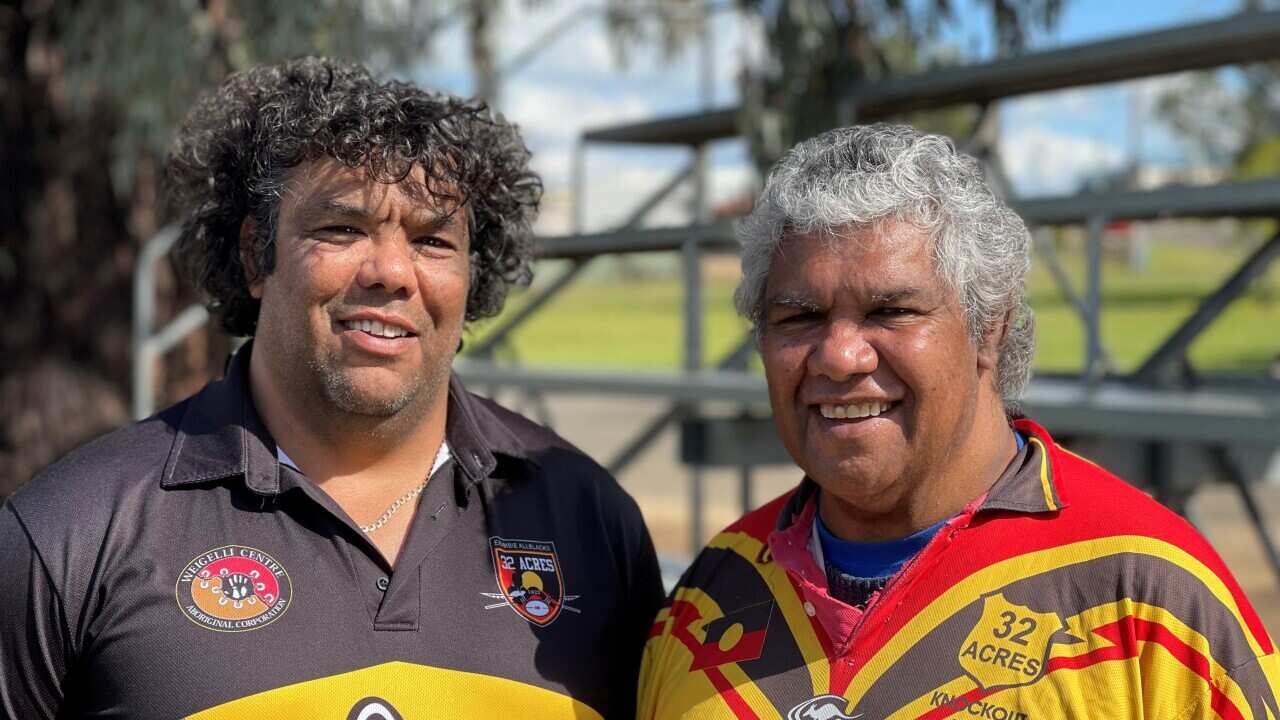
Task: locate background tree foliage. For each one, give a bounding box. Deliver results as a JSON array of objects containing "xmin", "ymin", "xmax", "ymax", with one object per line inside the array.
[
  {"xmin": 0, "ymin": 0, "xmax": 450, "ymax": 494},
  {"xmin": 1155, "ymin": 0, "xmax": 1280, "ymax": 178},
  {"xmin": 738, "ymin": 0, "xmax": 1063, "ymax": 170}
]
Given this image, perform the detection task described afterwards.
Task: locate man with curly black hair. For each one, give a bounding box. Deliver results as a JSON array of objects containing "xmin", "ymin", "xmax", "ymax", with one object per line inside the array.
[{"xmin": 0, "ymin": 57, "xmax": 663, "ymax": 719}]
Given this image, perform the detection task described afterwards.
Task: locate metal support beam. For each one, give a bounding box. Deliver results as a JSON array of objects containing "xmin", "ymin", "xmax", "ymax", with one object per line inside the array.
[
  {"xmin": 470, "ymin": 259, "xmax": 590, "ymax": 358},
  {"xmin": 536, "ymin": 221, "xmax": 737, "ymax": 260},
  {"xmin": 603, "ymin": 337, "xmax": 759, "ymax": 477},
  {"xmin": 684, "ymin": 141, "xmax": 711, "ymax": 557},
  {"xmin": 1207, "ymin": 446, "xmax": 1280, "ymax": 584},
  {"xmin": 607, "ymin": 405, "xmax": 682, "ymax": 476},
  {"xmin": 535, "ymin": 179, "xmax": 1280, "ymax": 261},
  {"xmin": 478, "ymin": 160, "xmax": 700, "ymax": 357},
  {"xmin": 581, "ymin": 11, "xmax": 1280, "ymax": 146},
  {"xmin": 571, "ymin": 141, "xmax": 586, "ymax": 234},
  {"xmin": 1134, "ymin": 229, "xmax": 1280, "ymax": 384},
  {"xmin": 133, "ymin": 225, "xmax": 211, "ymax": 420},
  {"xmin": 840, "ymin": 11, "xmax": 1280, "ymax": 120},
  {"xmin": 1084, "ymin": 215, "xmax": 1107, "ymax": 382},
  {"xmin": 454, "ymin": 366, "xmax": 1280, "ymax": 444},
  {"xmin": 1033, "ymin": 228, "xmax": 1115, "ymax": 379},
  {"xmin": 1015, "ymin": 179, "xmax": 1280, "ymax": 225},
  {"xmin": 625, "ymin": 160, "xmax": 697, "ymax": 227}
]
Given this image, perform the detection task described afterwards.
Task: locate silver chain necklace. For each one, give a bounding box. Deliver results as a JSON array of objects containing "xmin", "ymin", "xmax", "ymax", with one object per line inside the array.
[
  {"xmin": 359, "ymin": 442, "xmax": 450, "ymax": 534},
  {"xmin": 360, "ymin": 480, "xmax": 430, "ymax": 534}
]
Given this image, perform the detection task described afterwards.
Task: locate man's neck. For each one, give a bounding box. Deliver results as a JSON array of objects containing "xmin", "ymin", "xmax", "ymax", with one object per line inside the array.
[
  {"xmin": 820, "ymin": 399, "xmax": 1018, "ymax": 541},
  {"xmin": 247, "ymin": 350, "xmax": 448, "ymax": 485}
]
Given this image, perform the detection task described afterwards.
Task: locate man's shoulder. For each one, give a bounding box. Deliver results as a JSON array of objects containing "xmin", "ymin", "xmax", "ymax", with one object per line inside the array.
[
  {"xmin": 465, "ymin": 391, "xmax": 577, "ymax": 451},
  {"xmin": 464, "ymin": 391, "xmax": 612, "ymax": 480},
  {"xmin": 7, "ymin": 400, "xmax": 189, "ymax": 535},
  {"xmin": 1038, "ymin": 441, "xmax": 1262, "ymax": 616},
  {"xmin": 1049, "ymin": 442, "xmax": 1205, "ymax": 542},
  {"xmin": 674, "ymin": 489, "xmax": 795, "ymax": 592}
]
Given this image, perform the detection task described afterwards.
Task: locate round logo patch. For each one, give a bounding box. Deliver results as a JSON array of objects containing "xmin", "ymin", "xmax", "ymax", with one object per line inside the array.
[{"xmin": 175, "ymin": 545, "xmax": 292, "ymax": 632}]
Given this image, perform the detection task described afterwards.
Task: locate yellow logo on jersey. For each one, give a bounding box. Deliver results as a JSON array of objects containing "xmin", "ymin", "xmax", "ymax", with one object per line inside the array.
[{"xmin": 958, "ymin": 593, "xmax": 1063, "ymax": 691}]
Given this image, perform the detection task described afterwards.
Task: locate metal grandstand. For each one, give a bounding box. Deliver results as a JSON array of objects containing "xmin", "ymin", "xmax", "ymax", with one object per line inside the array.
[
  {"xmin": 134, "ymin": 10, "xmax": 1280, "ymax": 576},
  {"xmin": 453, "ymin": 10, "xmax": 1280, "ymax": 570}
]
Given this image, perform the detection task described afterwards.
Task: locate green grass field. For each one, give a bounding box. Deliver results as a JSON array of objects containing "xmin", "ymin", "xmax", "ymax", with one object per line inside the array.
[{"xmin": 468, "ymin": 239, "xmax": 1280, "ymax": 374}]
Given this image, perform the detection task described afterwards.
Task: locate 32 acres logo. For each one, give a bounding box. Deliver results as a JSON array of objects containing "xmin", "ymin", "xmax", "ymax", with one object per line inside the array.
[
  {"xmin": 482, "ymin": 537, "xmax": 579, "ymax": 626},
  {"xmin": 175, "ymin": 545, "xmax": 292, "ymax": 632},
  {"xmin": 958, "ymin": 593, "xmax": 1064, "ymax": 691}
]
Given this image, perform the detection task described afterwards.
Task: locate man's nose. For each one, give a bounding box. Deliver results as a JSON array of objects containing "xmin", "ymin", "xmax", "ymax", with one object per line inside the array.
[
  {"xmin": 807, "ymin": 320, "xmax": 877, "ymax": 381},
  {"xmin": 355, "ymin": 233, "xmax": 415, "ymax": 296}
]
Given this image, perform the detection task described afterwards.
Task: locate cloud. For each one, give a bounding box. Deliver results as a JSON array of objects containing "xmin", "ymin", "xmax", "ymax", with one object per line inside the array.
[
  {"xmin": 1003, "ymin": 87, "xmax": 1103, "ymax": 127},
  {"xmin": 392, "ymin": 5, "xmax": 752, "ymax": 238},
  {"xmin": 1000, "ymin": 126, "xmax": 1126, "ymax": 197},
  {"xmin": 505, "ymin": 83, "xmax": 655, "ymax": 152}
]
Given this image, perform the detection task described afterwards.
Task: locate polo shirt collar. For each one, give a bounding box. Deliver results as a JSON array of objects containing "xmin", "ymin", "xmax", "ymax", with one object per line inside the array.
[
  {"xmin": 160, "ymin": 342, "xmax": 279, "ymax": 494},
  {"xmin": 161, "ymin": 342, "xmax": 505, "ymax": 497},
  {"xmin": 982, "ymin": 418, "xmax": 1067, "ymax": 514}
]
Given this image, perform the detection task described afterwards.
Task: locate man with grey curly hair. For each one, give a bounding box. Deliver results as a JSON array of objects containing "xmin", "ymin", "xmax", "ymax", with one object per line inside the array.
[
  {"xmin": 0, "ymin": 57, "xmax": 662, "ymax": 719},
  {"xmin": 640, "ymin": 124, "xmax": 1279, "ymax": 718}
]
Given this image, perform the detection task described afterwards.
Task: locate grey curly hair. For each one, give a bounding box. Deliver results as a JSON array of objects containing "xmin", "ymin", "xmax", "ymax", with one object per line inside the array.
[{"xmin": 734, "ymin": 123, "xmax": 1036, "ymax": 414}]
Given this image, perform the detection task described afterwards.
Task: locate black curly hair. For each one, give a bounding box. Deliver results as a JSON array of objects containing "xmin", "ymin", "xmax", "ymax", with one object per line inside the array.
[{"xmin": 166, "ymin": 57, "xmax": 542, "ymax": 337}]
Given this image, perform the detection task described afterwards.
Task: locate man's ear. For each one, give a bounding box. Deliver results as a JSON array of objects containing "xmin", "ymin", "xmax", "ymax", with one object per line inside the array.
[
  {"xmin": 240, "ymin": 217, "xmax": 264, "ymax": 300},
  {"xmin": 977, "ymin": 310, "xmax": 1011, "ymax": 372}
]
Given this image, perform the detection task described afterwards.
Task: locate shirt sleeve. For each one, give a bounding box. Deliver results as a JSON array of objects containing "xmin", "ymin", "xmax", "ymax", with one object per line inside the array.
[
  {"xmin": 606, "ymin": 493, "xmax": 664, "ymax": 720},
  {"xmin": 636, "ymin": 596, "xmax": 673, "ymax": 720},
  {"xmin": 637, "ymin": 562, "xmax": 705, "ymax": 720},
  {"xmin": 0, "ymin": 503, "xmax": 68, "ymax": 719}
]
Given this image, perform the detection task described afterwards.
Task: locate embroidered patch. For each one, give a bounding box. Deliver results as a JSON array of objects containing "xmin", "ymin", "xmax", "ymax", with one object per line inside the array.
[
  {"xmin": 481, "ymin": 537, "xmax": 579, "ymax": 626},
  {"xmin": 175, "ymin": 545, "xmax": 292, "ymax": 632}
]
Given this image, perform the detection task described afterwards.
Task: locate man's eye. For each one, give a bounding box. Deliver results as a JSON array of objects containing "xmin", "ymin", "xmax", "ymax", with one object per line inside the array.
[
  {"xmin": 315, "ymin": 225, "xmax": 362, "ymax": 236},
  {"xmin": 413, "ymin": 236, "xmax": 455, "ymax": 251},
  {"xmin": 772, "ymin": 311, "xmax": 818, "ymax": 326},
  {"xmin": 873, "ymin": 306, "xmax": 916, "ymax": 318}
]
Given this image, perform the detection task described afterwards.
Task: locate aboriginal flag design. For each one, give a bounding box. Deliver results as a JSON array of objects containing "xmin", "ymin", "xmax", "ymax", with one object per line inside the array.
[{"xmin": 639, "ymin": 420, "xmax": 1280, "ymax": 719}]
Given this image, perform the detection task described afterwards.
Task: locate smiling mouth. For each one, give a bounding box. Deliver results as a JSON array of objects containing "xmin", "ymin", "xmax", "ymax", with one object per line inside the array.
[
  {"xmin": 818, "ymin": 401, "xmax": 896, "ymax": 420},
  {"xmin": 340, "ymin": 319, "xmax": 416, "ymax": 339}
]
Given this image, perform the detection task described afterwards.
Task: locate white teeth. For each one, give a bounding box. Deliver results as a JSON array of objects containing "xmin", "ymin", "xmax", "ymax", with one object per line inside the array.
[
  {"xmin": 342, "ymin": 320, "xmax": 409, "ymax": 339},
  {"xmin": 820, "ymin": 401, "xmax": 893, "ymax": 419}
]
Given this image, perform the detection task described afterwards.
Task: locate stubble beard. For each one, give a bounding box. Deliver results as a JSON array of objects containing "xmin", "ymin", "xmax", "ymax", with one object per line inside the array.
[{"xmin": 305, "ymin": 343, "xmax": 454, "ymax": 438}]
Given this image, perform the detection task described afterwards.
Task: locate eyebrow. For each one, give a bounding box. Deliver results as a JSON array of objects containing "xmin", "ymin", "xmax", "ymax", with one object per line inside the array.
[
  {"xmin": 766, "ymin": 295, "xmax": 823, "ymax": 312},
  {"xmin": 870, "ymin": 288, "xmax": 925, "ymax": 304},
  {"xmin": 301, "ymin": 199, "xmax": 466, "ymax": 234}
]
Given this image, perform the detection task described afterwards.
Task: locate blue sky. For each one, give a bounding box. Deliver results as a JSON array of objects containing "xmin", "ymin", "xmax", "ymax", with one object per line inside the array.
[{"xmin": 403, "ymin": 1, "xmax": 1255, "ymax": 233}]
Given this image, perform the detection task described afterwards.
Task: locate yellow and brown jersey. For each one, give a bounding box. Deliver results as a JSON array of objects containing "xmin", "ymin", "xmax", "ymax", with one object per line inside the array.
[{"xmin": 640, "ymin": 419, "xmax": 1280, "ymax": 719}]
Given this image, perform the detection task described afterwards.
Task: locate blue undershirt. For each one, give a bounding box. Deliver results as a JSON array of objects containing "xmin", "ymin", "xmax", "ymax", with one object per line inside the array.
[
  {"xmin": 817, "ymin": 430, "xmax": 1026, "ymax": 581},
  {"xmin": 816, "ymin": 514, "xmax": 946, "ymax": 580}
]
